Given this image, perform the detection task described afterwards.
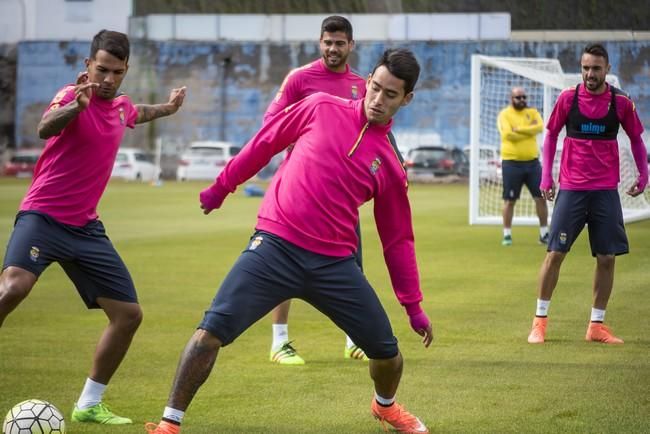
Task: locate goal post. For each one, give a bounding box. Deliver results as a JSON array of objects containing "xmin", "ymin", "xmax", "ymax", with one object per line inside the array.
[{"xmin": 469, "ymin": 54, "xmax": 650, "ymax": 225}]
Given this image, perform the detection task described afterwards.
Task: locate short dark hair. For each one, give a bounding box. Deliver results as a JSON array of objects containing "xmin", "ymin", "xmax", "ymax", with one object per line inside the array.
[
  {"xmin": 371, "ymin": 48, "xmax": 420, "ymax": 94},
  {"xmin": 583, "ymin": 43, "xmax": 608, "ymax": 64},
  {"xmin": 90, "ymin": 29, "xmax": 130, "ymax": 62},
  {"xmin": 320, "ymin": 15, "xmax": 353, "ymax": 41}
]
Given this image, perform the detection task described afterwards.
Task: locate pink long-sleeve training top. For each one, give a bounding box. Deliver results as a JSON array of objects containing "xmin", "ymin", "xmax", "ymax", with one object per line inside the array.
[
  {"xmin": 202, "ymin": 93, "xmax": 423, "ymax": 307},
  {"xmin": 264, "ymin": 58, "xmax": 366, "ymax": 123},
  {"xmin": 542, "ymin": 83, "xmax": 647, "ymax": 191}
]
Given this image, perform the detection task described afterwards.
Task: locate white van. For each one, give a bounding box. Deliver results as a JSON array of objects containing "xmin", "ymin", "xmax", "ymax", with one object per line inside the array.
[
  {"xmin": 111, "ymin": 148, "xmax": 160, "ymax": 182},
  {"xmin": 176, "ymin": 141, "xmax": 240, "ymax": 181}
]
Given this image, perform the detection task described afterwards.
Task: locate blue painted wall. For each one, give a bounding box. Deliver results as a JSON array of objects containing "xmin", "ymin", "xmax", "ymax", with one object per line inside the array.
[{"xmin": 16, "ymin": 40, "xmax": 650, "ymax": 149}]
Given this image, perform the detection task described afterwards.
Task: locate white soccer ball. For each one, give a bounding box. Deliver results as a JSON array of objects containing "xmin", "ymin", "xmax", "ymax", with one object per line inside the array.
[{"xmin": 2, "ymin": 399, "xmax": 65, "ymax": 434}]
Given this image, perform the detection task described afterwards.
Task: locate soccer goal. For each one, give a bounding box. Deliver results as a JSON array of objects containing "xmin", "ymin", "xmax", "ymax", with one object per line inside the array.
[{"xmin": 469, "ymin": 54, "xmax": 650, "ymax": 225}]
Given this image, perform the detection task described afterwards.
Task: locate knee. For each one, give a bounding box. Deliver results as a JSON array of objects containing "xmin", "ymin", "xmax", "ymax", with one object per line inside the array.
[
  {"xmin": 114, "ymin": 304, "xmax": 143, "ymax": 333},
  {"xmin": 370, "ymin": 351, "xmax": 403, "ymax": 374},
  {"xmin": 192, "ymin": 329, "xmax": 223, "ymax": 352},
  {"xmin": 545, "ymin": 251, "xmax": 565, "ymax": 268},
  {"xmin": 128, "ymin": 306, "xmax": 143, "ymax": 331}
]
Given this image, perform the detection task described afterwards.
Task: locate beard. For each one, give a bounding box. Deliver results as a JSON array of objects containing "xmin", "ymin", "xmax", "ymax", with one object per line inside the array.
[
  {"xmin": 323, "ymin": 53, "xmax": 347, "ymax": 69},
  {"xmin": 584, "ymin": 76, "xmax": 605, "ymax": 91}
]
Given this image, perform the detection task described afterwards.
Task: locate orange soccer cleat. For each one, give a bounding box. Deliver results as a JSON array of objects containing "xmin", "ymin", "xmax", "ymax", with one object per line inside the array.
[
  {"xmin": 145, "ymin": 421, "xmax": 180, "ymax": 434},
  {"xmin": 527, "ymin": 317, "xmax": 547, "ymax": 344},
  {"xmin": 371, "ymin": 399, "xmax": 429, "ymax": 433},
  {"xmin": 585, "ymin": 322, "xmax": 624, "ymax": 344}
]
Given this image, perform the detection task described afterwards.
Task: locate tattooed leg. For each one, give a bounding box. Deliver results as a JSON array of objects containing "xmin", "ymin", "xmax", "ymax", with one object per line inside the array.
[{"xmin": 166, "ymin": 329, "xmax": 222, "ymax": 410}]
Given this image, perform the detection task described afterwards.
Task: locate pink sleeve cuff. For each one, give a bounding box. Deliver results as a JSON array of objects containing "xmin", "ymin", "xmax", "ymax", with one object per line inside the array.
[
  {"xmin": 404, "ymin": 302, "xmax": 423, "ymax": 316},
  {"xmin": 199, "ymin": 182, "xmax": 226, "ymax": 211},
  {"xmin": 408, "ymin": 311, "xmax": 430, "ymax": 332}
]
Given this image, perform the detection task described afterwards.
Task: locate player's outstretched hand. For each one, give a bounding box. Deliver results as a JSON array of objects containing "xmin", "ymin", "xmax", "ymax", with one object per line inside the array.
[
  {"xmin": 199, "ymin": 184, "xmax": 224, "ymax": 215},
  {"xmin": 167, "ymin": 86, "xmax": 187, "ymax": 113},
  {"xmin": 409, "ymin": 311, "xmax": 433, "ymax": 348},
  {"xmin": 74, "ymin": 82, "xmax": 98, "ymax": 110},
  {"xmin": 200, "ymin": 204, "xmax": 213, "ymax": 215}
]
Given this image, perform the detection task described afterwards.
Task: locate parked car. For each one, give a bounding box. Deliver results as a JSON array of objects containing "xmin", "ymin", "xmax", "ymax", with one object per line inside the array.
[
  {"xmin": 111, "ymin": 147, "xmax": 159, "ymax": 182},
  {"xmin": 2, "ymin": 148, "xmax": 42, "ymax": 177},
  {"xmin": 405, "ymin": 146, "xmax": 469, "ymax": 177},
  {"xmin": 463, "ymin": 146, "xmax": 502, "ymax": 181},
  {"xmin": 176, "ymin": 141, "xmax": 240, "ymax": 181}
]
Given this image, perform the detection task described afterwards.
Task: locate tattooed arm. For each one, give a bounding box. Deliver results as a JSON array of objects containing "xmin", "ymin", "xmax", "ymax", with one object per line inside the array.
[
  {"xmin": 38, "ymin": 82, "xmax": 98, "ymax": 139},
  {"xmin": 135, "ymin": 86, "xmax": 186, "ymax": 124}
]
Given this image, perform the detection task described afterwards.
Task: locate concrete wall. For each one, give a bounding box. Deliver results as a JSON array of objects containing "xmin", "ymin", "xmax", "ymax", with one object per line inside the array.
[
  {"xmin": 15, "ymin": 40, "xmax": 650, "ymax": 151},
  {"xmin": 129, "ymin": 13, "xmax": 510, "ymax": 42}
]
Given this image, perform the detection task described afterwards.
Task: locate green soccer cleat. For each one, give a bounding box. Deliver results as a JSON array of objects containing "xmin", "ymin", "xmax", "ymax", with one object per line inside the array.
[
  {"xmin": 501, "ymin": 235, "xmax": 512, "ymax": 246},
  {"xmin": 71, "ymin": 402, "xmax": 132, "ymax": 425},
  {"xmin": 344, "ymin": 344, "xmax": 369, "ymax": 361},
  {"xmin": 269, "ymin": 341, "xmax": 305, "ymax": 365}
]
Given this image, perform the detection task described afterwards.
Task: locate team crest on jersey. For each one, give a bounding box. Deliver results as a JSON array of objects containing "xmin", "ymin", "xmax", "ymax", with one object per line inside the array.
[
  {"xmin": 29, "ymin": 246, "xmax": 40, "ymax": 262},
  {"xmin": 559, "ymin": 232, "xmax": 567, "ymax": 245},
  {"xmin": 370, "ymin": 157, "xmax": 382, "ymax": 175},
  {"xmin": 249, "ymin": 236, "xmax": 264, "ymax": 250},
  {"xmin": 118, "ymin": 107, "xmax": 125, "ymax": 125},
  {"xmin": 351, "ymin": 85, "xmax": 358, "ymax": 100}
]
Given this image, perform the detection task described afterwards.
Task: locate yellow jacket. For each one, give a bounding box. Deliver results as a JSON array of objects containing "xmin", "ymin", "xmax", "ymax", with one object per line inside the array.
[{"xmin": 497, "ymin": 105, "xmax": 543, "ymax": 161}]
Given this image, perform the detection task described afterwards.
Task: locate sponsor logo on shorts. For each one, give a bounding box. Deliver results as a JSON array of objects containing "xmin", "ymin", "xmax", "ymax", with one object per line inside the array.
[
  {"xmin": 249, "ymin": 236, "xmax": 264, "ymax": 250},
  {"xmin": 559, "ymin": 232, "xmax": 567, "ymax": 245},
  {"xmin": 370, "ymin": 157, "xmax": 382, "ymax": 175},
  {"xmin": 29, "ymin": 246, "xmax": 40, "ymax": 262}
]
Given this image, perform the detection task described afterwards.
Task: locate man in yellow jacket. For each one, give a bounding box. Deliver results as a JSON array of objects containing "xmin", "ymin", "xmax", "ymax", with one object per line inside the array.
[{"xmin": 497, "ymin": 87, "xmax": 548, "ymax": 246}]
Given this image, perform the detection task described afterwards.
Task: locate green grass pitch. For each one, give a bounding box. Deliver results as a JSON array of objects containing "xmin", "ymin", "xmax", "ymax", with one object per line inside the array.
[{"xmin": 1, "ymin": 178, "xmax": 648, "ymax": 433}]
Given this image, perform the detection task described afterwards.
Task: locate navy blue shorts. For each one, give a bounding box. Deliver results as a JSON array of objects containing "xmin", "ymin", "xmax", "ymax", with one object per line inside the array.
[
  {"xmin": 548, "ymin": 190, "xmax": 628, "ymax": 256},
  {"xmin": 354, "ymin": 222, "xmax": 363, "ymax": 271},
  {"xmin": 502, "ymin": 159, "xmax": 542, "ymax": 200},
  {"xmin": 199, "ymin": 231, "xmax": 398, "ymax": 359},
  {"xmin": 2, "ymin": 211, "xmax": 137, "ymax": 308}
]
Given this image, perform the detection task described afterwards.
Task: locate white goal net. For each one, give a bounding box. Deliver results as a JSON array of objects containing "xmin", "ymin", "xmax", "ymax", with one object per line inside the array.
[{"xmin": 469, "ymin": 55, "xmax": 650, "ymax": 225}]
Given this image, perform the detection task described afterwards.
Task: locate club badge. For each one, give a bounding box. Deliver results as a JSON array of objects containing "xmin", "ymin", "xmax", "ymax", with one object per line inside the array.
[
  {"xmin": 249, "ymin": 236, "xmax": 264, "ymax": 250},
  {"xmin": 559, "ymin": 232, "xmax": 567, "ymax": 245},
  {"xmin": 370, "ymin": 157, "xmax": 382, "ymax": 175},
  {"xmin": 29, "ymin": 246, "xmax": 40, "ymax": 262},
  {"xmin": 351, "ymin": 85, "xmax": 358, "ymax": 100},
  {"xmin": 119, "ymin": 107, "xmax": 125, "ymax": 125}
]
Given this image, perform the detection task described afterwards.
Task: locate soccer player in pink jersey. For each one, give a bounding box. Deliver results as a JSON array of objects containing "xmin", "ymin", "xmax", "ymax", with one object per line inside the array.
[
  {"xmin": 146, "ymin": 48, "xmax": 432, "ymax": 434},
  {"xmin": 0, "ymin": 30, "xmax": 186, "ymax": 425},
  {"xmin": 264, "ymin": 15, "xmax": 371, "ymax": 365},
  {"xmin": 527, "ymin": 43, "xmax": 648, "ymax": 345}
]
